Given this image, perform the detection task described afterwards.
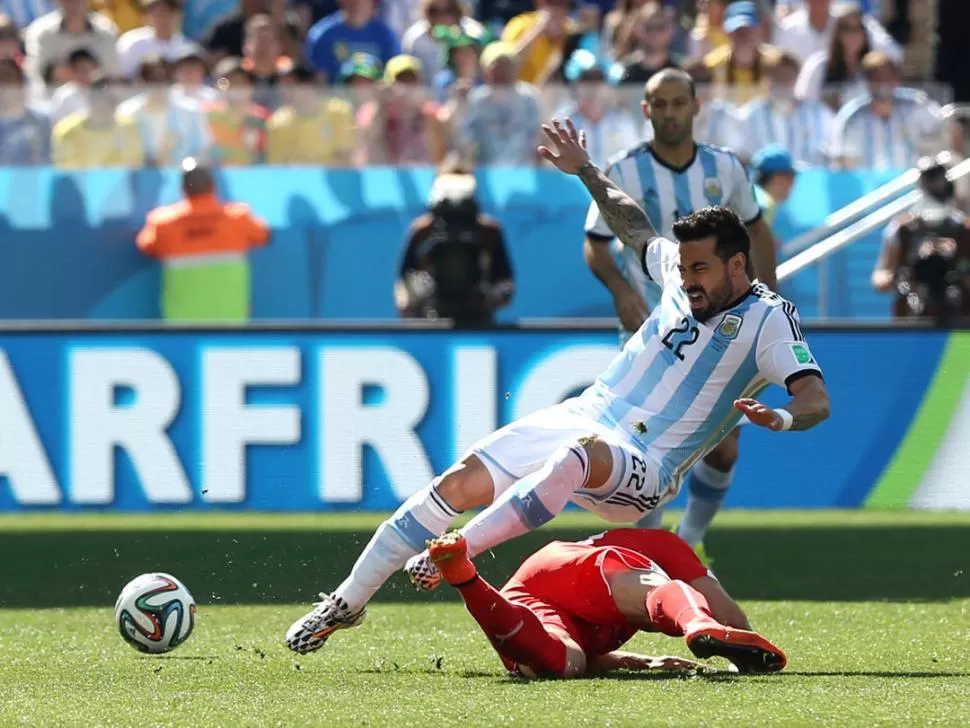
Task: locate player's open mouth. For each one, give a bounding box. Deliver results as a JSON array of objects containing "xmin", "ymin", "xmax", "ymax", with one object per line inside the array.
[{"xmin": 687, "ymin": 292, "xmax": 706, "ymax": 306}]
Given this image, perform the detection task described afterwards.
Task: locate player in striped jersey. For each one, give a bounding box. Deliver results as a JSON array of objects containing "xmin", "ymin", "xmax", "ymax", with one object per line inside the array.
[
  {"xmin": 831, "ymin": 52, "xmax": 942, "ymax": 171},
  {"xmin": 584, "ymin": 68, "xmax": 779, "ymax": 557},
  {"xmin": 284, "ymin": 118, "xmax": 829, "ymax": 657}
]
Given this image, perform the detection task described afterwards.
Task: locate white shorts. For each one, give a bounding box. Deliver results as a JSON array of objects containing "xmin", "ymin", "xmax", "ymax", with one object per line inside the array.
[{"xmin": 466, "ymin": 402, "xmax": 667, "ymax": 523}]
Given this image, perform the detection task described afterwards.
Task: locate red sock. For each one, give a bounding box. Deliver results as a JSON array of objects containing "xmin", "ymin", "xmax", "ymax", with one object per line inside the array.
[
  {"xmin": 456, "ymin": 576, "xmax": 567, "ymax": 676},
  {"xmin": 645, "ymin": 580, "xmax": 719, "ymax": 637}
]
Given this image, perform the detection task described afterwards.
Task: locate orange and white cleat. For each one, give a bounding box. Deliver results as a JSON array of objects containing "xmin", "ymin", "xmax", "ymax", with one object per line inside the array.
[
  {"xmin": 685, "ymin": 623, "xmax": 787, "ymax": 674},
  {"xmin": 285, "ymin": 593, "xmax": 366, "ymax": 655},
  {"xmin": 427, "ymin": 531, "xmax": 478, "ymax": 586}
]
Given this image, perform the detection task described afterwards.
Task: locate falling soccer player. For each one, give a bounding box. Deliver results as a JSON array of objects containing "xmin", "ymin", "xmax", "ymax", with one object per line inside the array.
[
  {"xmin": 285, "ymin": 117, "xmax": 830, "ymax": 657},
  {"xmin": 428, "ymin": 528, "xmax": 786, "ymax": 678}
]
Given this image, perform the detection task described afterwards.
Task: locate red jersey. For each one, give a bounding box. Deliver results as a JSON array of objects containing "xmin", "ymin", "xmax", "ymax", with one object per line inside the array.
[{"xmin": 500, "ymin": 529, "xmax": 709, "ymax": 658}]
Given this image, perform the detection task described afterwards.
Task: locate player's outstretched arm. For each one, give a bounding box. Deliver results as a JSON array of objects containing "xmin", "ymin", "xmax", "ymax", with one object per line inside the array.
[
  {"xmin": 588, "ymin": 651, "xmax": 711, "ymax": 675},
  {"xmin": 735, "ymin": 374, "xmax": 830, "ymax": 432},
  {"xmin": 539, "ymin": 118, "xmax": 659, "ymax": 256}
]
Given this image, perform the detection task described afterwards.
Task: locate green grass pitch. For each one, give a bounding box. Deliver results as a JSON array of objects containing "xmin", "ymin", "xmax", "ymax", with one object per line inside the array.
[{"xmin": 1, "ymin": 510, "xmax": 968, "ymax": 727}]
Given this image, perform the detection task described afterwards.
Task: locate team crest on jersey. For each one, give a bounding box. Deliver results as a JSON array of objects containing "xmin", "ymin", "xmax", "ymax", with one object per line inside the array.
[
  {"xmin": 703, "ymin": 177, "xmax": 723, "ymax": 202},
  {"xmin": 716, "ymin": 313, "xmax": 743, "ymax": 340}
]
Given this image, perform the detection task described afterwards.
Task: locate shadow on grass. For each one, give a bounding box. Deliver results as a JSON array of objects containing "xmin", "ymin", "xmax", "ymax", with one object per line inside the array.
[
  {"xmin": 2, "ymin": 521, "xmax": 968, "ymax": 608},
  {"xmin": 782, "ymin": 671, "xmax": 970, "ymax": 679}
]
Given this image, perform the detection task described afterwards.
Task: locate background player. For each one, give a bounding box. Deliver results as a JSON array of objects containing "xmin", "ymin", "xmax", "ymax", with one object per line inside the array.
[
  {"xmin": 584, "ymin": 68, "xmax": 780, "ymax": 557},
  {"xmin": 285, "ymin": 120, "xmax": 829, "ymax": 656},
  {"xmin": 428, "ymin": 528, "xmax": 786, "ymax": 678}
]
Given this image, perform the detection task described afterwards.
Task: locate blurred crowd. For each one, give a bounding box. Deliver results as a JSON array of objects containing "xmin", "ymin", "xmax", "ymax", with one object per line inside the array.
[{"xmin": 0, "ymin": 0, "xmax": 966, "ymax": 171}]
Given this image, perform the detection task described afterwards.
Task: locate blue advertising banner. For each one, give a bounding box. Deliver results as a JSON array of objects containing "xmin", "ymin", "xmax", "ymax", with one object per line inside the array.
[
  {"xmin": 0, "ymin": 167, "xmax": 900, "ymax": 322},
  {"xmin": 0, "ymin": 327, "xmax": 947, "ymax": 512}
]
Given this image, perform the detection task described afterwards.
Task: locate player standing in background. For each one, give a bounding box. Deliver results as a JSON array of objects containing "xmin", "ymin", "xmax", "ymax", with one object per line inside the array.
[
  {"xmin": 284, "ymin": 118, "xmax": 829, "ymax": 656},
  {"xmin": 583, "ymin": 68, "xmax": 778, "ymax": 558},
  {"xmin": 428, "ymin": 528, "xmax": 786, "ymax": 678}
]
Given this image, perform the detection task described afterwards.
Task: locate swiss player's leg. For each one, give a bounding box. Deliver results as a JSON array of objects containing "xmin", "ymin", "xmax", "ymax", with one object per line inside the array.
[
  {"xmin": 677, "ymin": 428, "xmax": 740, "ymax": 548},
  {"xmin": 428, "ymin": 533, "xmax": 586, "ymax": 678},
  {"xmin": 604, "ymin": 560, "xmax": 786, "ymax": 673}
]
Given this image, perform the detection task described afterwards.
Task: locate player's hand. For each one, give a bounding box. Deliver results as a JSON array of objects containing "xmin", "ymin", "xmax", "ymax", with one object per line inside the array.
[
  {"xmin": 613, "ymin": 285, "xmax": 648, "ymax": 332},
  {"xmin": 734, "ymin": 398, "xmax": 784, "ymax": 431},
  {"xmin": 643, "ymin": 655, "xmax": 714, "ymax": 673},
  {"xmin": 538, "ymin": 118, "xmax": 592, "ymax": 175}
]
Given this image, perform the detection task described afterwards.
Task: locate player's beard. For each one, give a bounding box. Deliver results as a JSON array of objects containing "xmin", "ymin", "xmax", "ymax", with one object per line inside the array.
[
  {"xmin": 686, "ymin": 272, "xmax": 733, "ymax": 323},
  {"xmin": 652, "ymin": 117, "xmax": 692, "ymax": 147}
]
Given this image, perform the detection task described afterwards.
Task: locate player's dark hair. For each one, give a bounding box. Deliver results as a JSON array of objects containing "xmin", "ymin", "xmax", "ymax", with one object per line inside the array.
[
  {"xmin": 644, "ymin": 68, "xmax": 696, "ymax": 101},
  {"xmin": 672, "ymin": 206, "xmax": 750, "ymax": 266}
]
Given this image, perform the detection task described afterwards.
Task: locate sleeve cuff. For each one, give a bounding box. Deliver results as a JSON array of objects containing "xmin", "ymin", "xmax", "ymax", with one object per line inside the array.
[
  {"xmin": 586, "ymin": 231, "xmax": 614, "ymax": 243},
  {"xmin": 784, "ymin": 369, "xmax": 823, "ymax": 395},
  {"xmin": 640, "ymin": 243, "xmax": 652, "ymax": 280}
]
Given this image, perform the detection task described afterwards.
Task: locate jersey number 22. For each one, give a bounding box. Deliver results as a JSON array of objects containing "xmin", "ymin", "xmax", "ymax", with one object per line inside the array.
[{"xmin": 662, "ymin": 317, "xmax": 700, "ymax": 361}]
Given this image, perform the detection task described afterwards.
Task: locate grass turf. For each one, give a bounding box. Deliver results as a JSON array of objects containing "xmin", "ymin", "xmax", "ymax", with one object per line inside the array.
[{"xmin": 0, "ymin": 510, "xmax": 968, "ymax": 727}]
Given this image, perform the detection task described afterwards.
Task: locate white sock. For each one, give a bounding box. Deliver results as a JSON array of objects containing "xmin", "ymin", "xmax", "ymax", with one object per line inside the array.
[
  {"xmin": 333, "ymin": 484, "xmax": 459, "ymax": 610},
  {"xmin": 676, "ymin": 460, "xmax": 734, "ymax": 547},
  {"xmin": 462, "ymin": 446, "xmax": 589, "ymax": 559}
]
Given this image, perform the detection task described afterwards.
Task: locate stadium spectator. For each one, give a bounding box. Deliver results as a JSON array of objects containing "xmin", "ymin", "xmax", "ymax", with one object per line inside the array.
[
  {"xmin": 555, "ymin": 49, "xmax": 639, "ymax": 169},
  {"xmin": 48, "ymin": 46, "xmax": 100, "ymax": 124},
  {"xmin": 614, "ymin": 1, "xmax": 681, "ymax": 85},
  {"xmin": 396, "ymin": 156, "xmax": 514, "ymax": 327},
  {"xmin": 688, "ymin": 0, "xmax": 728, "ymax": 60},
  {"xmin": 23, "ymin": 0, "xmax": 119, "ymax": 86},
  {"xmin": 51, "ymin": 75, "xmax": 143, "ymax": 166},
  {"xmin": 117, "ymin": 55, "xmax": 211, "ymax": 165},
  {"xmin": 476, "ymin": 0, "xmax": 534, "ymax": 31},
  {"xmin": 171, "ymin": 47, "xmax": 217, "ymax": 103},
  {"xmin": 0, "ymin": 15, "xmax": 24, "ymax": 60},
  {"xmin": 91, "ymin": 0, "xmax": 144, "ymax": 34},
  {"xmin": 601, "ymin": 0, "xmax": 677, "ymax": 62},
  {"xmin": 356, "ymin": 54, "xmax": 445, "ymax": 165},
  {"xmin": 0, "ymin": 57, "xmax": 50, "ymax": 164},
  {"xmin": 203, "ymin": 0, "xmax": 263, "ymax": 64},
  {"xmin": 5, "ymin": 1, "xmax": 56, "ymax": 31},
  {"xmin": 703, "ymin": 1, "xmax": 774, "ymax": 104},
  {"xmin": 137, "ymin": 157, "xmax": 271, "ymax": 323},
  {"xmin": 116, "ymin": 0, "xmax": 198, "ymax": 78},
  {"xmin": 205, "ymin": 57, "xmax": 269, "ymax": 165},
  {"xmin": 401, "ymin": 0, "xmax": 486, "ymax": 80},
  {"xmin": 339, "ymin": 50, "xmax": 382, "ymax": 108},
  {"xmin": 241, "ymin": 13, "xmax": 291, "ymax": 111},
  {"xmin": 750, "ymin": 144, "xmax": 798, "ymax": 229},
  {"xmin": 794, "ymin": 4, "xmax": 871, "ymax": 109},
  {"xmin": 500, "ymin": 0, "xmax": 577, "ymax": 85},
  {"xmin": 268, "ymin": 64, "xmax": 356, "ymax": 165},
  {"xmin": 773, "ymin": 0, "xmax": 899, "ymax": 64},
  {"xmin": 304, "ymin": 0, "xmax": 399, "ymax": 83},
  {"xmin": 457, "ymin": 42, "xmax": 540, "ymax": 165},
  {"xmin": 430, "ymin": 24, "xmax": 486, "ymax": 103},
  {"xmin": 872, "ymin": 153, "xmax": 970, "ymax": 322},
  {"xmin": 738, "ymin": 50, "xmax": 833, "ymax": 166},
  {"xmin": 830, "ymin": 51, "xmax": 941, "ymax": 170}
]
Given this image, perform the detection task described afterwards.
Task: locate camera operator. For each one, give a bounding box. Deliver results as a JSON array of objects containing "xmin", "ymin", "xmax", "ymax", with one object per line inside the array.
[
  {"xmin": 396, "ymin": 157, "xmax": 514, "ymax": 327},
  {"xmin": 872, "ymin": 153, "xmax": 970, "ymax": 324}
]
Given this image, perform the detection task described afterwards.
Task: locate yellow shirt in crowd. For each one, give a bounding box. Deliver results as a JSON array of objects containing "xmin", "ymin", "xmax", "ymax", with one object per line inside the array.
[
  {"xmin": 703, "ymin": 44, "xmax": 776, "ymax": 104},
  {"xmin": 501, "ymin": 11, "xmax": 576, "ymax": 84},
  {"xmin": 267, "ymin": 98, "xmax": 357, "ymax": 165},
  {"xmin": 91, "ymin": 0, "xmax": 145, "ymax": 34},
  {"xmin": 52, "ymin": 112, "xmax": 145, "ymax": 168}
]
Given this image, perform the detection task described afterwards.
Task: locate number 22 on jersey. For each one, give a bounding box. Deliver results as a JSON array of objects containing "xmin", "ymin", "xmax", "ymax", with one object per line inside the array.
[{"xmin": 661, "ymin": 316, "xmax": 700, "ymax": 361}]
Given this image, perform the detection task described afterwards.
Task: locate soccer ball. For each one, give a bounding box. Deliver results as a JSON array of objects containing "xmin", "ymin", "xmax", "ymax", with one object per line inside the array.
[{"xmin": 115, "ymin": 573, "xmax": 196, "ymax": 654}]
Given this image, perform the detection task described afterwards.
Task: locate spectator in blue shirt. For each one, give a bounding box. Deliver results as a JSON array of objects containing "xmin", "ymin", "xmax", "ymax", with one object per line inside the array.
[
  {"xmin": 304, "ymin": 0, "xmax": 399, "ymax": 82},
  {"xmin": 0, "ymin": 57, "xmax": 49, "ymax": 164}
]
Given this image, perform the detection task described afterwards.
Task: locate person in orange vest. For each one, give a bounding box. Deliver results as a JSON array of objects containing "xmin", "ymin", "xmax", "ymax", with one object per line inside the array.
[{"xmin": 137, "ymin": 157, "xmax": 270, "ymax": 322}]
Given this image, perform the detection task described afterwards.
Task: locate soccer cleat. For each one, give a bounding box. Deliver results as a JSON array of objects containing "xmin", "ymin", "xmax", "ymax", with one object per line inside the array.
[
  {"xmin": 404, "ymin": 551, "xmax": 442, "ymax": 592},
  {"xmin": 285, "ymin": 593, "xmax": 366, "ymax": 655},
  {"xmin": 427, "ymin": 531, "xmax": 478, "ymax": 586},
  {"xmin": 685, "ymin": 622, "xmax": 787, "ymax": 674}
]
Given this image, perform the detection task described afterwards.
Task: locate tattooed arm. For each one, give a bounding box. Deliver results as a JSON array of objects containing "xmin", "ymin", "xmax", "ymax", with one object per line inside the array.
[{"xmin": 538, "ymin": 118, "xmax": 659, "ymax": 256}]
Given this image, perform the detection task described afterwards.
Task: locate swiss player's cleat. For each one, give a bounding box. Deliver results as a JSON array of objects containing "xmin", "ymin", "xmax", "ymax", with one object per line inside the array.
[
  {"xmin": 685, "ymin": 622, "xmax": 787, "ymax": 674},
  {"xmin": 285, "ymin": 593, "xmax": 366, "ymax": 654},
  {"xmin": 427, "ymin": 531, "xmax": 478, "ymax": 585},
  {"xmin": 404, "ymin": 551, "xmax": 442, "ymax": 592}
]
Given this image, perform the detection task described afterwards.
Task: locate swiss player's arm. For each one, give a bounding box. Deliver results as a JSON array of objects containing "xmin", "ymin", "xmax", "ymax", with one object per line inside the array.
[
  {"xmin": 587, "ymin": 651, "xmax": 709, "ymax": 675},
  {"xmin": 539, "ymin": 118, "xmax": 659, "ymax": 258},
  {"xmin": 737, "ymin": 305, "xmax": 830, "ymax": 432}
]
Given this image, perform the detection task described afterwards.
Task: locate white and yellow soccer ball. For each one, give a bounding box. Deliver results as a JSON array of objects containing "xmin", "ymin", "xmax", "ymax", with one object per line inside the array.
[{"xmin": 115, "ymin": 573, "xmax": 196, "ymax": 654}]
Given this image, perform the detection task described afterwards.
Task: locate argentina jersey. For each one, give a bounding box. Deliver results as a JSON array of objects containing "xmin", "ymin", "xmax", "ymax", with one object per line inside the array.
[
  {"xmin": 579, "ymin": 237, "xmax": 822, "ymax": 499},
  {"xmin": 739, "ymin": 98, "xmax": 834, "ymax": 166},
  {"xmin": 831, "ymin": 89, "xmax": 943, "ymax": 170},
  {"xmin": 585, "ymin": 142, "xmax": 762, "ymax": 341}
]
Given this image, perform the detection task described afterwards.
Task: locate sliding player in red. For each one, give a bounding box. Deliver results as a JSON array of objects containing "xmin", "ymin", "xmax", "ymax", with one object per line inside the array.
[{"xmin": 429, "ymin": 528, "xmax": 786, "ymax": 678}]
